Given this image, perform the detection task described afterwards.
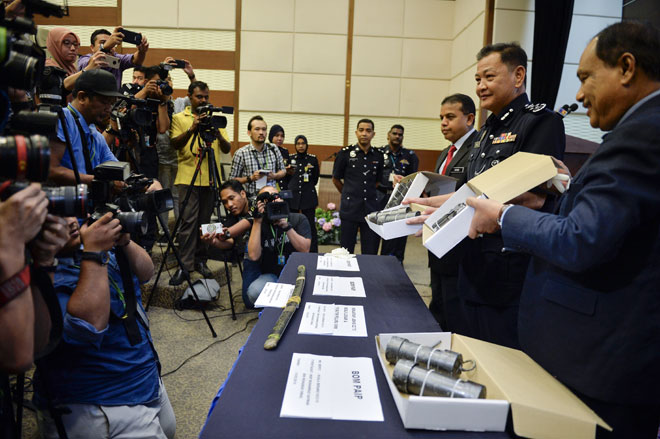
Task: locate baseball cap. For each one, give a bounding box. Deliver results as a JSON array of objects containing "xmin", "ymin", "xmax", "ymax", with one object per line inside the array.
[{"xmin": 73, "ymin": 69, "xmax": 123, "ymax": 97}]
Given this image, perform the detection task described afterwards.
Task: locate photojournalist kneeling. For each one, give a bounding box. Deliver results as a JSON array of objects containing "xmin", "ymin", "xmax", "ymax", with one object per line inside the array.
[{"xmin": 244, "ymin": 186, "xmax": 311, "ymax": 308}]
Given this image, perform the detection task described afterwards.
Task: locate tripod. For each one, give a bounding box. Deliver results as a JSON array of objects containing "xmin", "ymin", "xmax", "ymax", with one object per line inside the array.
[{"xmin": 146, "ymin": 128, "xmax": 236, "ymax": 334}]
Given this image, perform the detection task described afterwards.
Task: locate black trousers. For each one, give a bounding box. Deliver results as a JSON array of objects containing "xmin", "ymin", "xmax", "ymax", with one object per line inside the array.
[
  {"xmin": 460, "ymin": 299, "xmax": 520, "ymax": 349},
  {"xmin": 429, "ymin": 268, "xmax": 468, "ymax": 333},
  {"xmin": 176, "ymin": 185, "xmax": 214, "ymax": 271},
  {"xmin": 380, "ymin": 235, "xmax": 407, "ymax": 262},
  {"xmin": 340, "ymin": 219, "xmax": 380, "ymax": 255},
  {"xmin": 139, "ymin": 146, "xmax": 159, "ymax": 179}
]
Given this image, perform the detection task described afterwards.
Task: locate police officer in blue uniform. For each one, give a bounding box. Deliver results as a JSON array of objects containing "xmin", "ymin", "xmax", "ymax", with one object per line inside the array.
[
  {"xmin": 377, "ymin": 124, "xmax": 418, "ymax": 262},
  {"xmin": 332, "ymin": 119, "xmax": 384, "ymax": 255},
  {"xmin": 288, "ymin": 134, "xmax": 319, "ymax": 252},
  {"xmin": 457, "ymin": 42, "xmax": 565, "ymax": 348}
]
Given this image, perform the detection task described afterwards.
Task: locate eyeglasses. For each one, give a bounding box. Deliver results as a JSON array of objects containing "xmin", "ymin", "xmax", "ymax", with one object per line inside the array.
[{"xmin": 62, "ymin": 40, "xmax": 80, "ymax": 49}]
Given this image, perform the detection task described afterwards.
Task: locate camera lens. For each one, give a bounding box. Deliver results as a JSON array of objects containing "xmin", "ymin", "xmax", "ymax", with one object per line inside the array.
[
  {"xmin": 157, "ymin": 80, "xmax": 172, "ymax": 96},
  {"xmin": 0, "ymin": 51, "xmax": 43, "ymax": 91},
  {"xmin": 43, "ymin": 184, "xmax": 89, "ymax": 217},
  {"xmin": 116, "ymin": 211, "xmax": 148, "ymax": 235},
  {"xmin": 127, "ymin": 108, "xmax": 153, "ymax": 127},
  {"xmin": 0, "ymin": 134, "xmax": 50, "ymax": 181}
]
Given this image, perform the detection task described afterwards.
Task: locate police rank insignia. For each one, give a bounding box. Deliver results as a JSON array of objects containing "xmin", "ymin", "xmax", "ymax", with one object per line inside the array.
[
  {"xmin": 492, "ymin": 132, "xmax": 517, "ymax": 144},
  {"xmin": 400, "ymin": 159, "xmax": 409, "ymax": 165},
  {"xmin": 524, "ymin": 103, "xmax": 546, "ymax": 113}
]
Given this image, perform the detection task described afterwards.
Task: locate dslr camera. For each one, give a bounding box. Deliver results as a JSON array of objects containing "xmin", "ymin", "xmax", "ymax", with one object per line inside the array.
[
  {"xmin": 252, "ymin": 190, "xmax": 292, "ymax": 222},
  {"xmin": 89, "ymin": 161, "xmax": 173, "ymax": 237},
  {"xmin": 111, "ymin": 95, "xmax": 158, "ymax": 138}
]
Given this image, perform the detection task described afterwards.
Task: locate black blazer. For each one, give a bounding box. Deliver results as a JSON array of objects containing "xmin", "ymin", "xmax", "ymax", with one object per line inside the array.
[
  {"xmin": 429, "ymin": 130, "xmax": 478, "ymax": 274},
  {"xmin": 504, "ymin": 93, "xmax": 660, "ymax": 404}
]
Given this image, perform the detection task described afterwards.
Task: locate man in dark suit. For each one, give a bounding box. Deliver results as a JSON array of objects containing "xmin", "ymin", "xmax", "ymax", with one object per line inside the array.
[
  {"xmin": 428, "ymin": 94, "xmax": 478, "ymax": 332},
  {"xmin": 467, "ymin": 21, "xmax": 660, "ymax": 438}
]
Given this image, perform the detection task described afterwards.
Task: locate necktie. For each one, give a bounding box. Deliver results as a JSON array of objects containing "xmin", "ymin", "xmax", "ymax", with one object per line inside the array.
[{"xmin": 441, "ymin": 144, "xmax": 457, "ymax": 175}]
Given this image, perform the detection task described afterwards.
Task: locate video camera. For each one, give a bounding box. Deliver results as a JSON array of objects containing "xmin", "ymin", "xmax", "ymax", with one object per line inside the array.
[
  {"xmin": 0, "ymin": 16, "xmax": 45, "ymax": 91},
  {"xmin": 252, "ymin": 190, "xmax": 292, "ymax": 222},
  {"xmin": 193, "ymin": 104, "xmax": 233, "ymax": 143}
]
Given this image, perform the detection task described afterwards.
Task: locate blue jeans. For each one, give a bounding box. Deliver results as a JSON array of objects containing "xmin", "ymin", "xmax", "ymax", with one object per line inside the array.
[{"xmin": 245, "ymin": 273, "xmax": 278, "ymax": 308}]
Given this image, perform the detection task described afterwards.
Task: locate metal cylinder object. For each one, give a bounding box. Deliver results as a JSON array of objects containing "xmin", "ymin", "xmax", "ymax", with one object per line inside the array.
[
  {"xmin": 392, "ymin": 359, "xmax": 486, "ymax": 399},
  {"xmin": 376, "ymin": 210, "xmax": 420, "ymax": 225},
  {"xmin": 385, "ymin": 336, "xmax": 463, "ymax": 377},
  {"xmin": 368, "ymin": 206, "xmax": 410, "ymax": 223}
]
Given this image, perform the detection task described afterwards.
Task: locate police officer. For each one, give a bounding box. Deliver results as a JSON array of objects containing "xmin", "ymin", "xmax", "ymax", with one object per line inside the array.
[
  {"xmin": 288, "ymin": 134, "xmax": 319, "ymax": 252},
  {"xmin": 458, "ymin": 42, "xmax": 565, "ymax": 348},
  {"xmin": 332, "ymin": 119, "xmax": 384, "ymax": 255},
  {"xmin": 378, "ymin": 124, "xmax": 418, "ymax": 262}
]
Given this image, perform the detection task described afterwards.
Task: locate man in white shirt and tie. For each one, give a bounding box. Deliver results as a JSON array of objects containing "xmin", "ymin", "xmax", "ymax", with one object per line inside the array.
[{"xmin": 428, "ymin": 93, "xmax": 478, "ymax": 331}]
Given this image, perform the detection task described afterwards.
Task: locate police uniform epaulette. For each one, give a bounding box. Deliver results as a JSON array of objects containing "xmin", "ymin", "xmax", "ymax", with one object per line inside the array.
[
  {"xmin": 523, "ymin": 103, "xmax": 547, "ymax": 114},
  {"xmin": 308, "ymin": 153, "xmax": 316, "ymax": 157},
  {"xmin": 341, "ymin": 146, "xmax": 351, "ymax": 151}
]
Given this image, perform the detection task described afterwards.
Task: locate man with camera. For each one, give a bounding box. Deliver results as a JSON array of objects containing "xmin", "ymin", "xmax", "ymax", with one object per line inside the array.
[
  {"xmin": 230, "ymin": 115, "xmax": 286, "ymax": 199},
  {"xmin": 79, "ymin": 27, "xmax": 149, "ymax": 89},
  {"xmin": 0, "ymin": 183, "xmax": 70, "ymax": 436},
  {"xmin": 245, "ymin": 186, "xmax": 311, "ymax": 308},
  {"xmin": 48, "ymin": 69, "xmax": 124, "ymax": 185},
  {"xmin": 32, "ymin": 214, "xmax": 175, "ymax": 439},
  {"xmin": 130, "ymin": 65, "xmax": 172, "ymax": 180},
  {"xmin": 169, "ymin": 81, "xmax": 231, "ymax": 285},
  {"xmin": 200, "ymin": 180, "xmax": 260, "ymax": 303}
]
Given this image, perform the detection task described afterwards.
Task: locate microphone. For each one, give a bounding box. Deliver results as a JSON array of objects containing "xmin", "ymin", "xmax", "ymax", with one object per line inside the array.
[{"xmin": 556, "ymin": 103, "xmax": 578, "ymax": 118}]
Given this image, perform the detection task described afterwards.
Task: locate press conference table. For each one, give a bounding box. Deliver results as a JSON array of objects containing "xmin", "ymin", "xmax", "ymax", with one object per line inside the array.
[{"xmin": 200, "ymin": 253, "xmax": 511, "ymax": 438}]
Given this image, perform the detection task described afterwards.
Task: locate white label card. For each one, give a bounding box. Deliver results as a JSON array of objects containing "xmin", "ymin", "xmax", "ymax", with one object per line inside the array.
[
  {"xmin": 298, "ymin": 303, "xmax": 367, "ymax": 337},
  {"xmin": 313, "ymin": 275, "xmax": 366, "ymax": 297},
  {"xmin": 280, "ymin": 353, "xmax": 384, "ymax": 422},
  {"xmin": 316, "ymin": 255, "xmax": 360, "ymax": 271},
  {"xmin": 253, "ymin": 282, "xmax": 295, "ymax": 308}
]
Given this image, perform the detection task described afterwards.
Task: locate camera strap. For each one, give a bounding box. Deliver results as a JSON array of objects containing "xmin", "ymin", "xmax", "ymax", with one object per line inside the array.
[
  {"xmin": 114, "ymin": 248, "xmax": 142, "ymax": 346},
  {"xmin": 67, "ymin": 105, "xmax": 94, "ymax": 175}
]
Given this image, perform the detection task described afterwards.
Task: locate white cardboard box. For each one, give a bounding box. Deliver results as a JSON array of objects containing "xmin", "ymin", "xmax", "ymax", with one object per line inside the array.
[
  {"xmin": 366, "ymin": 171, "xmax": 456, "ymax": 240},
  {"xmin": 424, "ymin": 152, "xmax": 560, "ymax": 259},
  {"xmin": 376, "ymin": 332, "xmax": 609, "ymax": 438}
]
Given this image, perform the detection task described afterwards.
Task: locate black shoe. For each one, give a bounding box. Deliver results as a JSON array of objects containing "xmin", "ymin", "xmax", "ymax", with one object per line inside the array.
[
  {"xmin": 196, "ymin": 262, "xmax": 213, "ymax": 278},
  {"xmin": 169, "ymin": 268, "xmax": 187, "ymax": 286}
]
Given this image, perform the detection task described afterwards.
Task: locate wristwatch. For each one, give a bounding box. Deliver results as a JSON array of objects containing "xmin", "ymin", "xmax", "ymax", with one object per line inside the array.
[{"xmin": 81, "ymin": 251, "xmax": 109, "ymax": 266}]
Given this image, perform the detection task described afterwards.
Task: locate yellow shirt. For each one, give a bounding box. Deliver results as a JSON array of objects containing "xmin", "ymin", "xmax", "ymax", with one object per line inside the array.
[{"xmin": 171, "ymin": 106, "xmax": 229, "ymax": 186}]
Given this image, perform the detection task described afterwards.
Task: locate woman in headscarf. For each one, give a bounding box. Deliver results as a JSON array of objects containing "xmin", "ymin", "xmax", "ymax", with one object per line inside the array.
[
  {"xmin": 288, "ymin": 134, "xmax": 319, "ymax": 252},
  {"xmin": 39, "ymin": 27, "xmax": 106, "ymax": 105},
  {"xmin": 268, "ymin": 124, "xmax": 291, "ymax": 189}
]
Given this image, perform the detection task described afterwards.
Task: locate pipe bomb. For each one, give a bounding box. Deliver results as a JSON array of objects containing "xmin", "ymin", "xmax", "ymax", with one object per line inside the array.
[
  {"xmin": 375, "ymin": 210, "xmax": 420, "ymax": 225},
  {"xmin": 392, "ymin": 359, "xmax": 486, "ymax": 399},
  {"xmin": 367, "ymin": 206, "xmax": 412, "ymax": 224},
  {"xmin": 385, "ymin": 336, "xmax": 463, "ymax": 377}
]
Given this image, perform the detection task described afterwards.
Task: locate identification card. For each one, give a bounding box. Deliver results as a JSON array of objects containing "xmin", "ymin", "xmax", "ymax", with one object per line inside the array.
[
  {"xmin": 388, "ymin": 172, "xmax": 395, "ymax": 182},
  {"xmin": 277, "ymin": 255, "xmax": 286, "ymax": 266},
  {"xmin": 303, "ymin": 173, "xmax": 309, "ymax": 182}
]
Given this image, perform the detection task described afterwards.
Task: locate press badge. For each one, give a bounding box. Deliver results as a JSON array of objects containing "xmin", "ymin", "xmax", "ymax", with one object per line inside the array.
[
  {"xmin": 277, "ymin": 255, "xmax": 286, "ymax": 266},
  {"xmin": 388, "ymin": 172, "xmax": 395, "ymax": 182}
]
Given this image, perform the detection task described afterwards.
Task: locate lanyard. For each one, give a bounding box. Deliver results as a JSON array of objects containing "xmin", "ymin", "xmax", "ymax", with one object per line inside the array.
[
  {"xmin": 269, "ymin": 224, "xmax": 286, "ymax": 257},
  {"xmin": 67, "ymin": 104, "xmax": 95, "ymax": 174},
  {"xmin": 251, "ymin": 147, "xmax": 269, "ymax": 170}
]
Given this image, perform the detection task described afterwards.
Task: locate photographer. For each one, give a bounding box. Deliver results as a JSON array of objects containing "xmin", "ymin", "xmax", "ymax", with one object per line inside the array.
[
  {"xmin": 132, "ymin": 65, "xmax": 147, "ymax": 87},
  {"xmin": 48, "ymin": 69, "xmax": 123, "ymax": 185},
  {"xmin": 0, "ymin": 185, "xmax": 69, "ymax": 436},
  {"xmin": 245, "ymin": 186, "xmax": 311, "ymax": 308},
  {"xmin": 32, "ymin": 215, "xmax": 175, "ymax": 439},
  {"xmin": 78, "ymin": 28, "xmax": 149, "ymax": 89},
  {"xmin": 168, "ymin": 81, "xmax": 231, "ymax": 285},
  {"xmin": 40, "ymin": 27, "xmax": 108, "ymax": 106},
  {"xmin": 131, "ymin": 65, "xmax": 171, "ymax": 180},
  {"xmin": 200, "ymin": 180, "xmax": 260, "ymax": 302}
]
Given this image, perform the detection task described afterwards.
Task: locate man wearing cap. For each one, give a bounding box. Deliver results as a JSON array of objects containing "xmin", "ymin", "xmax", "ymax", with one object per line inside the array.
[{"xmin": 48, "ymin": 69, "xmax": 124, "ymax": 185}]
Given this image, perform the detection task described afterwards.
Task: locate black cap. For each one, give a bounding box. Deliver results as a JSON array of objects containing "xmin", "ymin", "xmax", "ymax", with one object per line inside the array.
[{"xmin": 73, "ymin": 69, "xmax": 123, "ymax": 97}]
